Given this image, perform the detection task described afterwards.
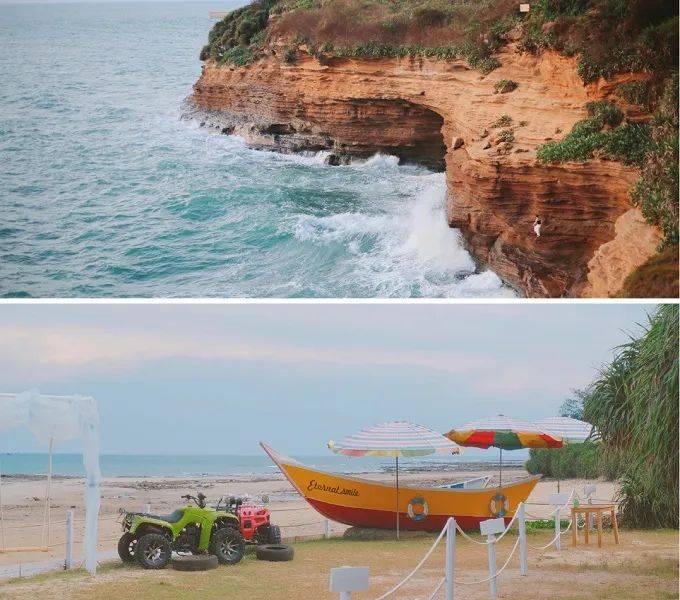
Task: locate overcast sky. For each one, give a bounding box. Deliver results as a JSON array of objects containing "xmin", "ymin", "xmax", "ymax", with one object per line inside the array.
[{"xmin": 0, "ymin": 303, "xmax": 655, "ymax": 455}]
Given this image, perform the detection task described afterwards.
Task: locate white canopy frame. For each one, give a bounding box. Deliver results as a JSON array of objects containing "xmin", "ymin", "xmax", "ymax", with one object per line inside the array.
[{"xmin": 0, "ymin": 391, "xmax": 101, "ymax": 575}]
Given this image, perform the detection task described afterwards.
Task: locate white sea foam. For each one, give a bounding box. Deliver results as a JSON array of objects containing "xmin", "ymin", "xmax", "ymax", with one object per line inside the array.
[{"xmin": 293, "ymin": 166, "xmax": 515, "ymax": 298}]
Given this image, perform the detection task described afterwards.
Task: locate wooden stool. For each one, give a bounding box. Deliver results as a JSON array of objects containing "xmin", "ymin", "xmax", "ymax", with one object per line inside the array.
[{"xmin": 571, "ymin": 504, "xmax": 619, "ymax": 548}]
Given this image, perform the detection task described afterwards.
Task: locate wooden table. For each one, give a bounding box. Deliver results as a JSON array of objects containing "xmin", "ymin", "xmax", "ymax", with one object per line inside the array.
[{"xmin": 571, "ymin": 504, "xmax": 619, "ymax": 548}]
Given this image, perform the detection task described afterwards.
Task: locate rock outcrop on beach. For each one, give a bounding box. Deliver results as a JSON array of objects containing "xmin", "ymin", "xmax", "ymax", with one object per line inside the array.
[{"xmin": 190, "ymin": 47, "xmax": 663, "ymax": 297}]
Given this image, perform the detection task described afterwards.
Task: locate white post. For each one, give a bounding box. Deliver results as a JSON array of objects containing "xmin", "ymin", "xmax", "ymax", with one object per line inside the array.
[
  {"xmin": 487, "ymin": 533, "xmax": 498, "ymax": 599},
  {"xmin": 0, "ymin": 458, "xmax": 5, "ymax": 551},
  {"xmin": 518, "ymin": 503, "xmax": 528, "ymax": 576},
  {"xmin": 42, "ymin": 437, "xmax": 54, "ymax": 547},
  {"xmin": 65, "ymin": 511, "xmax": 74, "ymax": 570},
  {"xmin": 445, "ymin": 518, "xmax": 456, "ymax": 600},
  {"xmin": 480, "ymin": 518, "xmax": 504, "ymax": 599},
  {"xmin": 144, "ymin": 503, "xmax": 151, "ymax": 514},
  {"xmin": 324, "ymin": 518, "xmax": 331, "ymax": 539},
  {"xmin": 554, "ymin": 507, "xmax": 561, "ymax": 551}
]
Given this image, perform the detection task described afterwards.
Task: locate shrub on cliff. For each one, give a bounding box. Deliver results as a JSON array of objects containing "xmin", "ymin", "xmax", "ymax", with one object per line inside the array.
[
  {"xmin": 630, "ymin": 74, "xmax": 679, "ymax": 248},
  {"xmin": 268, "ymin": 0, "xmax": 521, "ymax": 74},
  {"xmin": 494, "ymin": 79, "xmax": 518, "ymax": 94},
  {"xmin": 201, "ymin": 0, "xmax": 277, "ymax": 66},
  {"xmin": 518, "ymin": 0, "xmax": 678, "ymax": 84},
  {"xmin": 537, "ymin": 101, "xmax": 651, "ymax": 166}
]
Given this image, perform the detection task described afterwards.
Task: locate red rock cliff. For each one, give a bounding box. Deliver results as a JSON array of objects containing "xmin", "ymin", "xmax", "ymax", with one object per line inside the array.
[{"xmin": 190, "ymin": 47, "xmax": 660, "ymax": 297}]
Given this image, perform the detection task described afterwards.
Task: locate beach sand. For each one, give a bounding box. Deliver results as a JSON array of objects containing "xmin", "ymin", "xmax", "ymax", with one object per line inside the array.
[{"xmin": 0, "ymin": 466, "xmax": 618, "ymax": 573}]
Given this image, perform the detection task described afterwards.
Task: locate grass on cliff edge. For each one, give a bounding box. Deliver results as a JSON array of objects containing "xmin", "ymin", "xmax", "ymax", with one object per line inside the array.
[
  {"xmin": 2, "ymin": 531, "xmax": 678, "ymax": 600},
  {"xmin": 203, "ymin": 0, "xmax": 678, "ymax": 84},
  {"xmin": 618, "ymin": 245, "xmax": 679, "ymax": 298}
]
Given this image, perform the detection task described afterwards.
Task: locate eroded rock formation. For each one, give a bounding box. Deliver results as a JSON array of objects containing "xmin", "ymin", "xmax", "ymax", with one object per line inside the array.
[{"xmin": 190, "ymin": 46, "xmax": 660, "ymax": 297}]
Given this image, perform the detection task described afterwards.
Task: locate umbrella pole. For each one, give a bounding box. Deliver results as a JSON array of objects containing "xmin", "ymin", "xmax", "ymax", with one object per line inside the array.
[
  {"xmin": 499, "ymin": 448, "xmax": 502, "ymax": 487},
  {"xmin": 395, "ymin": 456, "xmax": 400, "ymax": 541}
]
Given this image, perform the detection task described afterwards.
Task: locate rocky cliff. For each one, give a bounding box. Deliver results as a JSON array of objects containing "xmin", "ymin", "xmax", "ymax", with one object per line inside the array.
[{"xmin": 190, "ymin": 45, "xmax": 661, "ymax": 297}]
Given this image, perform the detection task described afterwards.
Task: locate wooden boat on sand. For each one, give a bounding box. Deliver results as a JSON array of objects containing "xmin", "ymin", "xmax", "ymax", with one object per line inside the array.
[{"xmin": 261, "ymin": 443, "xmax": 539, "ymax": 532}]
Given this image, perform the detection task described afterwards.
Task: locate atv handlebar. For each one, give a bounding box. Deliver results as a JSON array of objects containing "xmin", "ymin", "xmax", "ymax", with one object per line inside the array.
[{"xmin": 181, "ymin": 492, "xmax": 207, "ymax": 508}]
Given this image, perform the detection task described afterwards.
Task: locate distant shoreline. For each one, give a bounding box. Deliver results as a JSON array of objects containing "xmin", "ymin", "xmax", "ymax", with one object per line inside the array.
[{"xmin": 0, "ymin": 459, "xmax": 526, "ymax": 480}]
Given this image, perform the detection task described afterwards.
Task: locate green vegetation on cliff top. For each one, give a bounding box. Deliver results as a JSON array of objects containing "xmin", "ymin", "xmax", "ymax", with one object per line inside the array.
[{"xmin": 203, "ymin": 0, "xmax": 677, "ymax": 81}]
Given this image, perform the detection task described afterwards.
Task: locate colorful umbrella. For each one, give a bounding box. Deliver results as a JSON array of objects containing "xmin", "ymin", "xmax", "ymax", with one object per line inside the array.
[
  {"xmin": 533, "ymin": 416, "xmax": 598, "ymax": 491},
  {"xmin": 328, "ymin": 421, "xmax": 460, "ymax": 539},
  {"xmin": 446, "ymin": 415, "xmax": 563, "ymax": 485}
]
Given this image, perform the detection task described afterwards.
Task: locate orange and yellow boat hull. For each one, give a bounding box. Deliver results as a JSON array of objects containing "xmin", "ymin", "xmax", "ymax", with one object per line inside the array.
[{"xmin": 261, "ymin": 443, "xmax": 539, "ymax": 532}]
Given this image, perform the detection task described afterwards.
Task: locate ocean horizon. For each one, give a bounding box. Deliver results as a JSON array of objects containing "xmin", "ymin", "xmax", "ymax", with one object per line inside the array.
[{"xmin": 0, "ymin": 452, "xmax": 526, "ymax": 478}]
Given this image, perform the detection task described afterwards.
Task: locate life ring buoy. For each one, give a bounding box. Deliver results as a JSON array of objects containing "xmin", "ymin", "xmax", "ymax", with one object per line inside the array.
[
  {"xmin": 407, "ymin": 496, "xmax": 429, "ymax": 522},
  {"xmin": 489, "ymin": 493, "xmax": 509, "ymax": 518}
]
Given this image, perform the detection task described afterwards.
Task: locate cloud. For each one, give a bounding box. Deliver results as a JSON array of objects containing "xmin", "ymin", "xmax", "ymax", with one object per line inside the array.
[{"xmin": 0, "ymin": 323, "xmax": 489, "ymax": 377}]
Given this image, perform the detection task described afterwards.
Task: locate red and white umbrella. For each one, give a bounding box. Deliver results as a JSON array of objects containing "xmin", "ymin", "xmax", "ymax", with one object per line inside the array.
[{"xmin": 328, "ymin": 421, "xmax": 460, "ymax": 539}]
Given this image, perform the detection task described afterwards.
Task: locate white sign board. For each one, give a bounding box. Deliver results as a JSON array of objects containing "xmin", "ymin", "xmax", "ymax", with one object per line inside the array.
[
  {"xmin": 480, "ymin": 517, "xmax": 506, "ymax": 536},
  {"xmin": 549, "ymin": 493, "xmax": 570, "ymax": 506},
  {"xmin": 330, "ymin": 567, "xmax": 370, "ymax": 593},
  {"xmin": 519, "ymin": 3, "xmax": 531, "ymax": 12}
]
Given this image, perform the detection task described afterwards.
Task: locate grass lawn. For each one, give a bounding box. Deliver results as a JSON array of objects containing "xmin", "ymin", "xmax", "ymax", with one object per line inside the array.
[{"xmin": 2, "ymin": 529, "xmax": 678, "ymax": 599}]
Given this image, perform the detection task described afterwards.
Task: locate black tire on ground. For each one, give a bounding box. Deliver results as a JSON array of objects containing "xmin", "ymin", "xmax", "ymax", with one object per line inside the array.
[
  {"xmin": 268, "ymin": 524, "xmax": 282, "ymax": 545},
  {"xmin": 135, "ymin": 532, "xmax": 172, "ymax": 569},
  {"xmin": 255, "ymin": 544, "xmax": 294, "ymax": 562},
  {"xmin": 171, "ymin": 554, "xmax": 219, "ymax": 571},
  {"xmin": 117, "ymin": 532, "xmax": 137, "ymax": 563},
  {"xmin": 209, "ymin": 528, "xmax": 246, "ymax": 565}
]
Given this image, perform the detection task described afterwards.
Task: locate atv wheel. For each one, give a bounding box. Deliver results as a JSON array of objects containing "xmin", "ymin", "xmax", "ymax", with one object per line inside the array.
[
  {"xmin": 256, "ymin": 544, "xmax": 294, "ymax": 562},
  {"xmin": 135, "ymin": 533, "xmax": 172, "ymax": 569},
  {"xmin": 268, "ymin": 524, "xmax": 282, "ymax": 544},
  {"xmin": 209, "ymin": 528, "xmax": 245, "ymax": 565},
  {"xmin": 117, "ymin": 532, "xmax": 137, "ymax": 563}
]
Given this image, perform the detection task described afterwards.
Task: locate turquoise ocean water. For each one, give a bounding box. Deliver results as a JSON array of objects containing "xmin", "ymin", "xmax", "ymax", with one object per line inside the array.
[
  {"xmin": 0, "ymin": 452, "xmax": 522, "ymax": 477},
  {"xmin": 0, "ymin": 1, "xmax": 514, "ymax": 298}
]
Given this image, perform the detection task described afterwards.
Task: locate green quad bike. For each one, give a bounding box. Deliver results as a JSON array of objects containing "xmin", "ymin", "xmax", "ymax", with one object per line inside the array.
[{"xmin": 118, "ymin": 492, "xmax": 245, "ymax": 569}]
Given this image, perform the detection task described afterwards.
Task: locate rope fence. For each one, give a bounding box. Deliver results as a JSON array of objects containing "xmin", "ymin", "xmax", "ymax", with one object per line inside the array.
[{"xmin": 327, "ymin": 486, "xmax": 616, "ymax": 600}]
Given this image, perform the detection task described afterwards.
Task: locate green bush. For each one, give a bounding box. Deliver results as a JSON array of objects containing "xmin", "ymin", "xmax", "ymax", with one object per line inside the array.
[
  {"xmin": 519, "ymin": 0, "xmax": 678, "ymax": 84},
  {"xmin": 283, "ymin": 47, "xmax": 298, "ymax": 64},
  {"xmin": 526, "ymin": 441, "xmax": 601, "ymax": 479},
  {"xmin": 202, "ymin": 0, "xmax": 277, "ymax": 65},
  {"xmin": 220, "ymin": 45, "xmax": 256, "ymax": 66},
  {"xmin": 494, "ymin": 79, "xmax": 518, "ymax": 94},
  {"xmin": 616, "ymin": 80, "xmax": 652, "ymax": 107},
  {"xmin": 631, "ymin": 74, "xmax": 679, "ymax": 247},
  {"xmin": 537, "ymin": 100, "xmax": 651, "ymax": 165}
]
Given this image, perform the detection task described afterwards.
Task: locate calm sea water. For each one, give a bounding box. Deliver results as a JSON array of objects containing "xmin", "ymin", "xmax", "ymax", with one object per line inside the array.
[
  {"xmin": 0, "ymin": 1, "xmax": 513, "ymax": 298},
  {"xmin": 0, "ymin": 452, "xmax": 520, "ymax": 477}
]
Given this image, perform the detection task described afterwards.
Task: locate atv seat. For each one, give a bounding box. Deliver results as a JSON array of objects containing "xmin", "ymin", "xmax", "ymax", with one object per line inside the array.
[{"xmin": 143, "ymin": 509, "xmax": 185, "ymax": 523}]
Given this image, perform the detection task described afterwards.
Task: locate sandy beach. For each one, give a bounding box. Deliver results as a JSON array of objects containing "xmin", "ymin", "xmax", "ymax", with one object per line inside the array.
[{"xmin": 0, "ymin": 466, "xmax": 618, "ymax": 574}]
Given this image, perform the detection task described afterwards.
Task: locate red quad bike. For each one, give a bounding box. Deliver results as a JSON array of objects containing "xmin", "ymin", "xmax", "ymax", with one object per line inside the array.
[{"xmin": 218, "ymin": 496, "xmax": 282, "ymax": 546}]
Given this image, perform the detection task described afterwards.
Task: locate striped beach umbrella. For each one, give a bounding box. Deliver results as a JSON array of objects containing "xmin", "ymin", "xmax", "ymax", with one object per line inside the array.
[
  {"xmin": 446, "ymin": 415, "xmax": 563, "ymax": 485},
  {"xmin": 533, "ymin": 416, "xmax": 598, "ymax": 491},
  {"xmin": 533, "ymin": 416, "xmax": 598, "ymax": 444},
  {"xmin": 328, "ymin": 421, "xmax": 460, "ymax": 539}
]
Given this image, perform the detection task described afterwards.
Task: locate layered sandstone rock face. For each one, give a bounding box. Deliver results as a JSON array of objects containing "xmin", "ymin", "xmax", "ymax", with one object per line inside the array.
[{"xmin": 190, "ymin": 46, "xmax": 659, "ymax": 297}]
